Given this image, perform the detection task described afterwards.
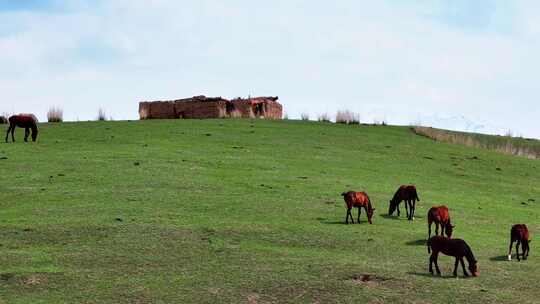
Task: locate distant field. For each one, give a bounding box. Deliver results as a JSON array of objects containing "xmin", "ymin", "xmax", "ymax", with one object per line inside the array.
[
  {"xmin": 413, "ymin": 126, "xmax": 540, "ymax": 159},
  {"xmin": 0, "ymin": 119, "xmax": 539, "ymax": 303}
]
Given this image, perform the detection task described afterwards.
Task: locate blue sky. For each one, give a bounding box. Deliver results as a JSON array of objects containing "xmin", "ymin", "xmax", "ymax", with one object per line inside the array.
[{"xmin": 0, "ymin": 0, "xmax": 539, "ymax": 138}]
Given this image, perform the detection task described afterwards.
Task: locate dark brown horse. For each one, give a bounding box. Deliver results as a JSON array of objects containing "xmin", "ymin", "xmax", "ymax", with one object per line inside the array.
[
  {"xmin": 341, "ymin": 191, "xmax": 375, "ymax": 224},
  {"xmin": 388, "ymin": 185, "xmax": 420, "ymax": 220},
  {"xmin": 427, "ymin": 205, "xmax": 454, "ymax": 239},
  {"xmin": 5, "ymin": 114, "xmax": 39, "ymax": 143},
  {"xmin": 428, "ymin": 236, "xmax": 479, "ymax": 277},
  {"xmin": 508, "ymin": 224, "xmax": 531, "ymax": 261}
]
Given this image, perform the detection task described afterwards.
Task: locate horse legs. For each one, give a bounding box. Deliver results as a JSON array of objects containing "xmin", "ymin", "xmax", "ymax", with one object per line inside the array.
[
  {"xmin": 508, "ymin": 240, "xmax": 514, "ymax": 260},
  {"xmin": 24, "ymin": 128, "xmax": 29, "ymax": 142},
  {"xmin": 404, "ymin": 201, "xmax": 409, "ymax": 219},
  {"xmin": 460, "ymin": 258, "xmax": 469, "ymax": 277},
  {"xmin": 411, "ymin": 199, "xmax": 416, "ymax": 220},
  {"xmin": 10, "ymin": 125, "xmax": 15, "ymax": 142},
  {"xmin": 408, "ymin": 200, "xmax": 415, "ymax": 220},
  {"xmin": 357, "ymin": 207, "xmax": 361, "ymax": 224},
  {"xmin": 428, "ymin": 222, "xmax": 432, "ymax": 240},
  {"xmin": 5, "ymin": 125, "xmax": 12, "ymax": 142},
  {"xmin": 453, "ymin": 258, "xmax": 459, "ymax": 277},
  {"xmin": 440, "ymin": 223, "xmax": 445, "ymax": 237},
  {"xmin": 345, "ymin": 208, "xmax": 354, "ymax": 224},
  {"xmin": 516, "ymin": 240, "xmax": 521, "ymax": 261},
  {"xmin": 435, "ymin": 222, "xmax": 439, "ymax": 236},
  {"xmin": 429, "ymin": 254, "xmax": 434, "ymax": 274},
  {"xmin": 432, "ymin": 253, "xmax": 441, "ymax": 275},
  {"xmin": 396, "ymin": 203, "xmax": 400, "ymax": 217}
]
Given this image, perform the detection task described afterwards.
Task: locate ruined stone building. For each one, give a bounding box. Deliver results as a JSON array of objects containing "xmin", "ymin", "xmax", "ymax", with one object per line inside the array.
[{"xmin": 139, "ymin": 95, "xmax": 283, "ymax": 120}]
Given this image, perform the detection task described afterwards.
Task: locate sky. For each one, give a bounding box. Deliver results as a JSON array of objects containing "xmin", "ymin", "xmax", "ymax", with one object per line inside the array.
[{"xmin": 0, "ymin": 0, "xmax": 539, "ymax": 138}]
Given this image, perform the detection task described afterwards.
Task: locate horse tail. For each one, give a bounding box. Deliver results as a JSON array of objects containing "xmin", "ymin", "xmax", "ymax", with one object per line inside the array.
[{"xmin": 414, "ymin": 188, "xmax": 420, "ymax": 201}]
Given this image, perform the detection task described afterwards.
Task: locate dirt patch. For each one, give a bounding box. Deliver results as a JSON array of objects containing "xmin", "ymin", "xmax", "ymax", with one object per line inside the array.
[
  {"xmin": 348, "ymin": 274, "xmax": 410, "ymax": 290},
  {"xmin": 349, "ymin": 274, "xmax": 390, "ymax": 287},
  {"xmin": 21, "ymin": 274, "xmax": 48, "ymax": 286}
]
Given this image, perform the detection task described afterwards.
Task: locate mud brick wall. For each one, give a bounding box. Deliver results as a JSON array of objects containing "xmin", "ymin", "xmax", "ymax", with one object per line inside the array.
[{"xmin": 139, "ymin": 96, "xmax": 282, "ymax": 120}]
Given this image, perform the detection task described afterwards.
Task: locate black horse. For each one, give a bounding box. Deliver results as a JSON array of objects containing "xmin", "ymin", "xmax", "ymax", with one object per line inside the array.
[
  {"xmin": 5, "ymin": 114, "xmax": 39, "ymax": 143},
  {"xmin": 388, "ymin": 185, "xmax": 420, "ymax": 220}
]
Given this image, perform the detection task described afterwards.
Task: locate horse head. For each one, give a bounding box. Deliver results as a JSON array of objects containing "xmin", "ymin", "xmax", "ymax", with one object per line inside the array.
[
  {"xmin": 367, "ymin": 207, "xmax": 375, "ymax": 224},
  {"xmin": 388, "ymin": 200, "xmax": 397, "ymax": 215},
  {"xmin": 469, "ymin": 261, "xmax": 479, "ymax": 277}
]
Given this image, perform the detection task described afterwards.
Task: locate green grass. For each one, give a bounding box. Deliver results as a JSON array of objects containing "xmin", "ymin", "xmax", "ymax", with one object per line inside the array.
[{"xmin": 0, "ymin": 119, "xmax": 539, "ymax": 303}]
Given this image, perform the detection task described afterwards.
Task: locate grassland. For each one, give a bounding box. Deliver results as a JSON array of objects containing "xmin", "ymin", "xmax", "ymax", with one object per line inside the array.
[{"xmin": 0, "ymin": 119, "xmax": 539, "ymax": 303}]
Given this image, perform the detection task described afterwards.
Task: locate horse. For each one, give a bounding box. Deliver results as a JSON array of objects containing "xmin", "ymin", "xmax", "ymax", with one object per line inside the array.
[
  {"xmin": 427, "ymin": 205, "xmax": 454, "ymax": 239},
  {"xmin": 5, "ymin": 114, "xmax": 39, "ymax": 143},
  {"xmin": 388, "ymin": 185, "xmax": 420, "ymax": 220},
  {"xmin": 341, "ymin": 191, "xmax": 375, "ymax": 224},
  {"xmin": 508, "ymin": 224, "xmax": 531, "ymax": 261},
  {"xmin": 427, "ymin": 236, "xmax": 479, "ymax": 277}
]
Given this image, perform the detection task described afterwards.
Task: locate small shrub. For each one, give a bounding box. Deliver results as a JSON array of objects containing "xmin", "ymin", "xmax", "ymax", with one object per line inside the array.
[
  {"xmin": 317, "ymin": 113, "xmax": 331, "ymax": 123},
  {"xmin": 301, "ymin": 113, "xmax": 310, "ymax": 121},
  {"xmin": 47, "ymin": 106, "xmax": 63, "ymax": 123},
  {"xmin": 336, "ymin": 110, "xmax": 360, "ymax": 124},
  {"xmin": 97, "ymin": 108, "xmax": 107, "ymax": 121}
]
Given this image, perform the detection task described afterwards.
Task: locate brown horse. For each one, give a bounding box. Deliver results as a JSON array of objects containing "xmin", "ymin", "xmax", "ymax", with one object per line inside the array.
[
  {"xmin": 508, "ymin": 224, "xmax": 531, "ymax": 261},
  {"xmin": 428, "ymin": 236, "xmax": 479, "ymax": 277},
  {"xmin": 388, "ymin": 185, "xmax": 420, "ymax": 220},
  {"xmin": 427, "ymin": 205, "xmax": 454, "ymax": 239},
  {"xmin": 5, "ymin": 114, "xmax": 39, "ymax": 143},
  {"xmin": 341, "ymin": 191, "xmax": 375, "ymax": 224}
]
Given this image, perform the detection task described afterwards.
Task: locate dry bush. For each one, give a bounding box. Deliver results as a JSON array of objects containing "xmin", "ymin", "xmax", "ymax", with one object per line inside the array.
[
  {"xmin": 97, "ymin": 108, "xmax": 107, "ymax": 121},
  {"xmin": 283, "ymin": 112, "xmax": 289, "ymax": 120},
  {"xmin": 0, "ymin": 112, "xmax": 9, "ymax": 124},
  {"xmin": 47, "ymin": 106, "xmax": 63, "ymax": 123},
  {"xmin": 318, "ymin": 113, "xmax": 331, "ymax": 122},
  {"xmin": 300, "ymin": 113, "xmax": 310, "ymax": 121},
  {"xmin": 336, "ymin": 110, "xmax": 360, "ymax": 124},
  {"xmin": 412, "ymin": 126, "xmax": 540, "ymax": 159}
]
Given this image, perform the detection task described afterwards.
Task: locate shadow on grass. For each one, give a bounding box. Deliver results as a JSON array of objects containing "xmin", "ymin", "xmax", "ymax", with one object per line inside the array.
[
  {"xmin": 490, "ymin": 255, "xmax": 510, "ymax": 262},
  {"xmin": 405, "ymin": 239, "xmax": 427, "ymax": 246},
  {"xmin": 320, "ymin": 221, "xmax": 346, "ymax": 225},
  {"xmin": 407, "ymin": 272, "xmax": 464, "ymax": 279},
  {"xmin": 379, "ymin": 214, "xmax": 401, "ymax": 220},
  {"xmin": 379, "ymin": 214, "xmax": 423, "ymax": 220}
]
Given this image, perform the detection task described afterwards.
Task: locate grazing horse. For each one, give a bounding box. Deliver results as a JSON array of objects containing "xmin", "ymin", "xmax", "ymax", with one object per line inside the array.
[
  {"xmin": 5, "ymin": 114, "xmax": 39, "ymax": 143},
  {"xmin": 427, "ymin": 205, "xmax": 454, "ymax": 239},
  {"xmin": 428, "ymin": 236, "xmax": 479, "ymax": 277},
  {"xmin": 341, "ymin": 191, "xmax": 375, "ymax": 224},
  {"xmin": 508, "ymin": 224, "xmax": 531, "ymax": 261},
  {"xmin": 388, "ymin": 185, "xmax": 420, "ymax": 220}
]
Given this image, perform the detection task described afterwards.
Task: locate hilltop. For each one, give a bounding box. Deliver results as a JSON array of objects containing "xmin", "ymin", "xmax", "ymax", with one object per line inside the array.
[{"xmin": 0, "ymin": 119, "xmax": 538, "ymax": 303}]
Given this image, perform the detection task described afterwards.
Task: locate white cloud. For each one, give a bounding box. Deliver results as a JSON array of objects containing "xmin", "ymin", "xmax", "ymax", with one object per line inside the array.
[{"xmin": 0, "ymin": 0, "xmax": 538, "ymax": 138}]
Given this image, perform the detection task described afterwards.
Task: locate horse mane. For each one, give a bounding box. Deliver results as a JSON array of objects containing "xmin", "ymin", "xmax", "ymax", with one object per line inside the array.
[
  {"xmin": 464, "ymin": 243, "xmax": 477, "ymax": 265},
  {"xmin": 390, "ymin": 187, "xmax": 401, "ymax": 203},
  {"xmin": 365, "ymin": 193, "xmax": 374, "ymax": 211}
]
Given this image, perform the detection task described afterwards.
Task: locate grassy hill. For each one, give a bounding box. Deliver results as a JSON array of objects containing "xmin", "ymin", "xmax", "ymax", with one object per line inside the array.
[{"xmin": 0, "ymin": 119, "xmax": 538, "ymax": 303}]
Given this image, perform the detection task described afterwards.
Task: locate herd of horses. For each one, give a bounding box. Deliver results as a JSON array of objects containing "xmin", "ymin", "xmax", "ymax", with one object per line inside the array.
[
  {"xmin": 3, "ymin": 114, "xmax": 532, "ymax": 278},
  {"xmin": 342, "ymin": 185, "xmax": 531, "ymax": 277}
]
